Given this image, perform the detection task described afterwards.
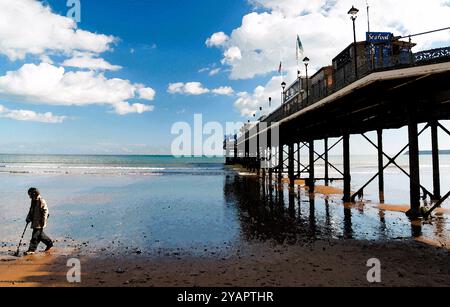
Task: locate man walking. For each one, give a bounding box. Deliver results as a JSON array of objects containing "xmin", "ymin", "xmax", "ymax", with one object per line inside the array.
[{"xmin": 24, "ymin": 188, "xmax": 53, "ymax": 255}]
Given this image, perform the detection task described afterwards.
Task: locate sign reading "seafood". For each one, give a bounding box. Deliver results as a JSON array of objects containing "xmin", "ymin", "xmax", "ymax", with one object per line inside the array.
[{"xmin": 366, "ymin": 32, "xmax": 393, "ymax": 43}]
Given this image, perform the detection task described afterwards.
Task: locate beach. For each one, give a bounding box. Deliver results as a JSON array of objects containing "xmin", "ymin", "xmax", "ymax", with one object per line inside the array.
[{"xmin": 0, "ymin": 154, "xmax": 449, "ymax": 287}]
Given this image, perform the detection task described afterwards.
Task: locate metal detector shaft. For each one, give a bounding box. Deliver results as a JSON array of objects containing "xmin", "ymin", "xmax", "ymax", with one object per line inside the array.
[{"xmin": 15, "ymin": 222, "xmax": 29, "ymax": 256}]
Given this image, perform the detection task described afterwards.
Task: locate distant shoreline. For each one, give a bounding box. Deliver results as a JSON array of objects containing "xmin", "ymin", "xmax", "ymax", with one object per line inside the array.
[{"xmin": 405, "ymin": 150, "xmax": 450, "ymax": 155}]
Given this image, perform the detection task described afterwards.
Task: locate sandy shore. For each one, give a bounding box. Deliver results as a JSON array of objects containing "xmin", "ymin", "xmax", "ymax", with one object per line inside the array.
[
  {"xmin": 1, "ymin": 238, "xmax": 449, "ymax": 287},
  {"xmin": 1, "ymin": 169, "xmax": 449, "ymax": 287}
]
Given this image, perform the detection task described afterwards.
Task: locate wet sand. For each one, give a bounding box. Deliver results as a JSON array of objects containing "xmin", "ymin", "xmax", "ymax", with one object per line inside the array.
[
  {"xmin": 1, "ymin": 169, "xmax": 450, "ymax": 287},
  {"xmin": 1, "ymin": 239, "xmax": 449, "ymax": 287}
]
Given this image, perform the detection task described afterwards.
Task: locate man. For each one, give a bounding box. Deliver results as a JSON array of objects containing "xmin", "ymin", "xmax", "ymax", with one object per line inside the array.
[{"xmin": 24, "ymin": 188, "xmax": 53, "ymax": 255}]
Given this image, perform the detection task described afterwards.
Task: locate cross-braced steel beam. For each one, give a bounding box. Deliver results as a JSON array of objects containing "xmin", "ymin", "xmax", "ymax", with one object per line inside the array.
[{"xmin": 350, "ymin": 124, "xmax": 432, "ymax": 202}]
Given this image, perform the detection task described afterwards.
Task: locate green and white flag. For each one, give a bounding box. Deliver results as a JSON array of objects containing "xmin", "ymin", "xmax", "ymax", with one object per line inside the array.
[{"xmin": 296, "ymin": 35, "xmax": 304, "ymax": 62}]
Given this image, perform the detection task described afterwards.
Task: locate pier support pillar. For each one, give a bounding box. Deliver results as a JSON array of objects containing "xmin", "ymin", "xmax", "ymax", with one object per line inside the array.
[
  {"xmin": 324, "ymin": 138, "xmax": 329, "ymax": 186},
  {"xmin": 278, "ymin": 145, "xmax": 283, "ymax": 185},
  {"xmin": 256, "ymin": 125, "xmax": 261, "ymax": 177},
  {"xmin": 408, "ymin": 122, "xmax": 421, "ymax": 217},
  {"xmin": 430, "ymin": 121, "xmax": 441, "ymax": 201},
  {"xmin": 288, "ymin": 143, "xmax": 295, "ymax": 190},
  {"xmin": 297, "ymin": 142, "xmax": 301, "ymax": 177},
  {"xmin": 245, "ymin": 132, "xmax": 249, "ymax": 170},
  {"xmin": 377, "ymin": 129, "xmax": 385, "ymax": 203},
  {"xmin": 234, "ymin": 135, "xmax": 239, "ymax": 163},
  {"xmin": 262, "ymin": 148, "xmax": 266, "ymax": 181},
  {"xmin": 343, "ymin": 133, "xmax": 351, "ymax": 203},
  {"xmin": 308, "ymin": 140, "xmax": 315, "ymax": 193},
  {"xmin": 268, "ymin": 128, "xmax": 273, "ymax": 194}
]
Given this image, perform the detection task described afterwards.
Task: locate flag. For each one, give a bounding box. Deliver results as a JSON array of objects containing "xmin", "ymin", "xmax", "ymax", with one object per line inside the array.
[
  {"xmin": 296, "ymin": 35, "xmax": 304, "ymax": 61},
  {"xmin": 278, "ymin": 61, "xmax": 282, "ymax": 74}
]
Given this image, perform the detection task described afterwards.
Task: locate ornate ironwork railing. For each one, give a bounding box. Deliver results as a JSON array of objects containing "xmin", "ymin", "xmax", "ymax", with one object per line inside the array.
[
  {"xmin": 414, "ymin": 47, "xmax": 450, "ymax": 64},
  {"xmin": 263, "ymin": 46, "xmax": 450, "ymax": 124}
]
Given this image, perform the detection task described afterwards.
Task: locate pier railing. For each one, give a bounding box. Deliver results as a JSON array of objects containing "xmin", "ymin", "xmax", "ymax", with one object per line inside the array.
[{"xmin": 263, "ymin": 45, "xmax": 450, "ymax": 124}]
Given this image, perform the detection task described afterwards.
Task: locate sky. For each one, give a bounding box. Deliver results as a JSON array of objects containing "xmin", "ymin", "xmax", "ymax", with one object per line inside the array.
[{"xmin": 0, "ymin": 0, "xmax": 449, "ymax": 155}]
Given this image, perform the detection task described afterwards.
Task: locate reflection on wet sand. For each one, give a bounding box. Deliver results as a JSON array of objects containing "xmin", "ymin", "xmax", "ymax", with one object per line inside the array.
[{"xmin": 226, "ymin": 172, "xmax": 450, "ymax": 248}]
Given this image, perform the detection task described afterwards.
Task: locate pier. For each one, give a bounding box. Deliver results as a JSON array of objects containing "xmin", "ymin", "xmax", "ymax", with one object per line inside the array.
[{"xmin": 225, "ymin": 28, "xmax": 450, "ymax": 219}]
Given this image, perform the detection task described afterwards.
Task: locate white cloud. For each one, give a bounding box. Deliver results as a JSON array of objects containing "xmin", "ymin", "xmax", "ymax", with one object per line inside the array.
[
  {"xmin": 222, "ymin": 47, "xmax": 242, "ymax": 65},
  {"xmin": 0, "ymin": 104, "xmax": 67, "ymax": 123},
  {"xmin": 233, "ymin": 74, "xmax": 284, "ymax": 116},
  {"xmin": 212, "ymin": 86, "xmax": 234, "ymax": 96},
  {"xmin": 138, "ymin": 87, "xmax": 156, "ymax": 100},
  {"xmin": 0, "ymin": 63, "xmax": 155, "ymax": 115},
  {"xmin": 210, "ymin": 0, "xmax": 450, "ymax": 80},
  {"xmin": 208, "ymin": 0, "xmax": 450, "ymax": 115},
  {"xmin": 113, "ymin": 102, "xmax": 154, "ymax": 116},
  {"xmin": 0, "ymin": 0, "xmax": 116, "ymax": 60},
  {"xmin": 184, "ymin": 82, "xmax": 210, "ymax": 95},
  {"xmin": 206, "ymin": 32, "xmax": 230, "ymax": 47},
  {"xmin": 209, "ymin": 68, "xmax": 221, "ymax": 76},
  {"xmin": 168, "ymin": 82, "xmax": 235, "ymax": 96},
  {"xmin": 167, "ymin": 82, "xmax": 185, "ymax": 94},
  {"xmin": 167, "ymin": 82, "xmax": 210, "ymax": 95},
  {"xmin": 62, "ymin": 52, "xmax": 122, "ymax": 71},
  {"xmin": 198, "ymin": 67, "xmax": 210, "ymax": 73},
  {"xmin": 0, "ymin": 0, "xmax": 157, "ymax": 117}
]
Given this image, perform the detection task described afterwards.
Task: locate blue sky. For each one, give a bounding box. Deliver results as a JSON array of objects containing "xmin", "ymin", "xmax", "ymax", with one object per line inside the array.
[
  {"xmin": 0, "ymin": 0, "xmax": 266, "ymax": 154},
  {"xmin": 0, "ymin": 0, "xmax": 449, "ymax": 155}
]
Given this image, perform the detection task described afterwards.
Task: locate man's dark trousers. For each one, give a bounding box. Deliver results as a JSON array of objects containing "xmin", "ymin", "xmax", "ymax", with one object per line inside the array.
[{"xmin": 29, "ymin": 229, "xmax": 52, "ymax": 252}]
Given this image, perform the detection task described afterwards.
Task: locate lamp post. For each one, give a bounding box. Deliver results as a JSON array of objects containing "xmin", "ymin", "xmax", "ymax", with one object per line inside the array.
[
  {"xmin": 303, "ymin": 57, "xmax": 310, "ymax": 106},
  {"xmin": 281, "ymin": 82, "xmax": 286, "ymax": 105},
  {"xmin": 348, "ymin": 5, "xmax": 359, "ymax": 80},
  {"xmin": 269, "ymin": 97, "xmax": 272, "ymax": 109}
]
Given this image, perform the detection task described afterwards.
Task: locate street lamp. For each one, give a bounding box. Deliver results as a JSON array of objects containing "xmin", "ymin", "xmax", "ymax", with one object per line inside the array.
[
  {"xmin": 281, "ymin": 82, "xmax": 286, "ymax": 104},
  {"xmin": 348, "ymin": 5, "xmax": 359, "ymax": 79},
  {"xmin": 303, "ymin": 57, "xmax": 310, "ymax": 105},
  {"xmin": 268, "ymin": 97, "xmax": 272, "ymax": 109}
]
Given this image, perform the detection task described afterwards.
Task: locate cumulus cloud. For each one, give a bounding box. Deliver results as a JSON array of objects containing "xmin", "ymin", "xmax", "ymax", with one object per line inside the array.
[
  {"xmin": 222, "ymin": 47, "xmax": 242, "ymax": 65},
  {"xmin": 212, "ymin": 86, "xmax": 234, "ymax": 96},
  {"xmin": 0, "ymin": 104, "xmax": 67, "ymax": 123},
  {"xmin": 206, "ymin": 32, "xmax": 230, "ymax": 47},
  {"xmin": 0, "ymin": 63, "xmax": 155, "ymax": 115},
  {"xmin": 0, "ymin": 0, "xmax": 116, "ymax": 60},
  {"xmin": 233, "ymin": 74, "xmax": 285, "ymax": 116},
  {"xmin": 168, "ymin": 82, "xmax": 235, "ymax": 96},
  {"xmin": 138, "ymin": 87, "xmax": 156, "ymax": 100},
  {"xmin": 62, "ymin": 52, "xmax": 122, "ymax": 71},
  {"xmin": 167, "ymin": 82, "xmax": 210, "ymax": 95},
  {"xmin": 184, "ymin": 82, "xmax": 210, "ymax": 95},
  {"xmin": 113, "ymin": 102, "xmax": 154, "ymax": 115},
  {"xmin": 209, "ymin": 0, "xmax": 450, "ymax": 80},
  {"xmin": 0, "ymin": 0, "xmax": 157, "ymax": 117},
  {"xmin": 208, "ymin": 0, "xmax": 450, "ymax": 115}
]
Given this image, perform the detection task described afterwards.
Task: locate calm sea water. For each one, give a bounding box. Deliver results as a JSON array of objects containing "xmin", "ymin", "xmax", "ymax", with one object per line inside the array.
[
  {"xmin": 0, "ymin": 154, "xmax": 225, "ymax": 175},
  {"xmin": 0, "ymin": 154, "xmax": 448, "ymax": 256}
]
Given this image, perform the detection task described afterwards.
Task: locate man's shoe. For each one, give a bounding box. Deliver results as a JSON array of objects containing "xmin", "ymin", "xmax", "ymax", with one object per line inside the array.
[
  {"xmin": 24, "ymin": 251, "xmax": 35, "ymax": 256},
  {"xmin": 45, "ymin": 242, "xmax": 54, "ymax": 252}
]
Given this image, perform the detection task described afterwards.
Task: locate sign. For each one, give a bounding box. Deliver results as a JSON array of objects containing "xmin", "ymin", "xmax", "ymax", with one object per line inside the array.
[{"xmin": 366, "ymin": 32, "xmax": 393, "ymax": 43}]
